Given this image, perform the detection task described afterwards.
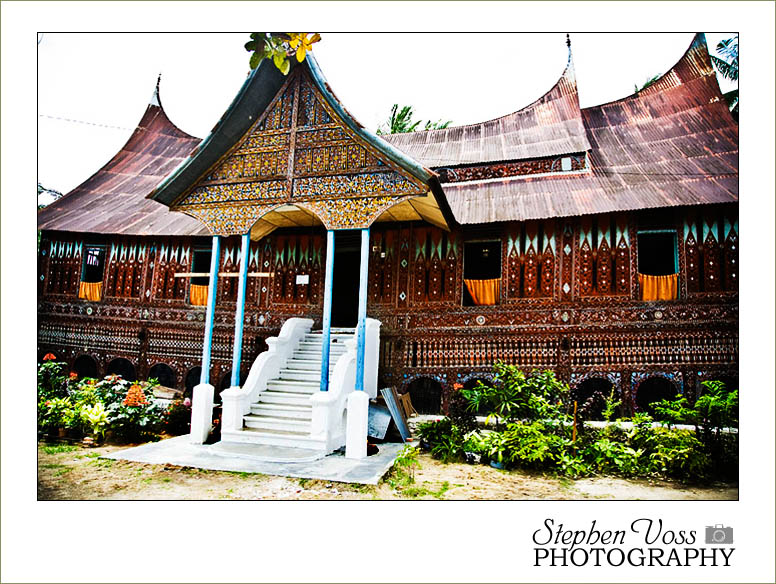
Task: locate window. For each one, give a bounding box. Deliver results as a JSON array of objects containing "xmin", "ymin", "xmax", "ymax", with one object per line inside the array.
[
  {"xmin": 190, "ymin": 249, "xmax": 212, "ymax": 306},
  {"xmin": 78, "ymin": 246, "xmax": 105, "ymax": 301},
  {"xmin": 463, "ymin": 240, "xmax": 501, "ymax": 306},
  {"xmin": 637, "ymin": 230, "xmax": 678, "ymax": 300},
  {"xmin": 82, "ymin": 247, "xmax": 105, "ymax": 282}
]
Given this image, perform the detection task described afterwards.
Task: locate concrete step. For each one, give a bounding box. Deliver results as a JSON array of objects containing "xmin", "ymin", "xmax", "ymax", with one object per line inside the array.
[
  {"xmin": 297, "ymin": 341, "xmax": 348, "ymax": 352},
  {"xmin": 266, "ymin": 379, "xmax": 319, "ymax": 394},
  {"xmin": 286, "ymin": 359, "xmax": 324, "ymax": 371},
  {"xmin": 250, "ymin": 402, "xmax": 312, "ymax": 419},
  {"xmin": 278, "ymin": 368, "xmax": 321, "ymax": 382},
  {"xmin": 243, "ymin": 414, "xmax": 311, "ymax": 432},
  {"xmin": 221, "ymin": 427, "xmax": 327, "ymax": 450},
  {"xmin": 255, "ymin": 391, "xmax": 313, "ymax": 406}
]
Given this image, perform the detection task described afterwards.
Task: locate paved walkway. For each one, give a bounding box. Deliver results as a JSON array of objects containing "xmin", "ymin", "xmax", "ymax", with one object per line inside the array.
[{"xmin": 103, "ymin": 435, "xmax": 405, "ymax": 485}]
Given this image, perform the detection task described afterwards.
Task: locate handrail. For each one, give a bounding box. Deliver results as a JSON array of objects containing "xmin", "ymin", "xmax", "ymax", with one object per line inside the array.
[{"xmin": 221, "ymin": 317, "xmax": 312, "ymax": 432}]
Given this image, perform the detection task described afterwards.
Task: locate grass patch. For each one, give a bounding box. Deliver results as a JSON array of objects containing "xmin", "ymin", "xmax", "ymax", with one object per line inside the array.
[
  {"xmin": 42, "ymin": 444, "xmax": 79, "ymax": 455},
  {"xmin": 41, "ymin": 463, "xmax": 68, "ymax": 470},
  {"xmin": 88, "ymin": 458, "xmax": 114, "ymax": 469},
  {"xmin": 55, "ymin": 467, "xmax": 74, "ymax": 477}
]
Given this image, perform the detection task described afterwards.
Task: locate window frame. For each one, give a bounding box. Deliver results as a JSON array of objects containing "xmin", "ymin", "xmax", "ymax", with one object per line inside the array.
[{"xmin": 462, "ymin": 238, "xmax": 502, "ymax": 306}]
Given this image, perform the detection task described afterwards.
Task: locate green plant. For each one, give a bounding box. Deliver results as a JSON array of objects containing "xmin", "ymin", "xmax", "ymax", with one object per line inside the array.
[
  {"xmin": 601, "ymin": 388, "xmax": 622, "ymax": 422},
  {"xmin": 460, "ymin": 365, "xmax": 569, "ymax": 428},
  {"xmin": 82, "ymin": 402, "xmax": 109, "ymax": 440},
  {"xmin": 582, "ymin": 437, "xmax": 643, "ymax": 477},
  {"xmin": 164, "ymin": 398, "xmax": 192, "ymax": 435},
  {"xmin": 430, "ymin": 425, "xmax": 465, "ymax": 463},
  {"xmin": 417, "ymin": 418, "xmax": 453, "ymax": 449},
  {"xmin": 393, "ymin": 445, "xmax": 420, "ymax": 484},
  {"xmin": 37, "ymin": 360, "xmax": 70, "ymax": 401},
  {"xmin": 448, "ymin": 387, "xmax": 478, "ymax": 435},
  {"xmin": 39, "ymin": 397, "xmax": 72, "ymax": 431},
  {"xmin": 501, "ymin": 422, "xmax": 571, "ymax": 470},
  {"xmin": 637, "ymin": 427, "xmax": 710, "ymax": 480}
]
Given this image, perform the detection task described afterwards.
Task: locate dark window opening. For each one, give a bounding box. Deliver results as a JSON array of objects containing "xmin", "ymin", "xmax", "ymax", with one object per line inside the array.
[
  {"xmin": 73, "ymin": 355, "xmax": 100, "ymax": 380},
  {"xmin": 638, "ymin": 232, "xmax": 677, "ymax": 276},
  {"xmin": 148, "ymin": 363, "xmax": 177, "ymax": 389},
  {"xmin": 573, "ymin": 377, "xmax": 615, "ymax": 421},
  {"xmin": 405, "ymin": 378, "xmax": 443, "ymax": 415},
  {"xmin": 463, "ymin": 240, "xmax": 501, "ymax": 306},
  {"xmin": 81, "ymin": 247, "xmax": 105, "ymax": 283},
  {"xmin": 184, "ymin": 367, "xmax": 203, "ymax": 397},
  {"xmin": 106, "ymin": 358, "xmax": 137, "ymax": 382},
  {"xmin": 635, "ymin": 376, "xmax": 679, "ymax": 415},
  {"xmin": 191, "ymin": 250, "xmax": 212, "ymax": 286}
]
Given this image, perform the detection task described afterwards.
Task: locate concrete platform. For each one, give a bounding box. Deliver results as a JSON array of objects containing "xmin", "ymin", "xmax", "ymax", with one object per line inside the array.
[{"xmin": 103, "ymin": 435, "xmax": 406, "ymax": 485}]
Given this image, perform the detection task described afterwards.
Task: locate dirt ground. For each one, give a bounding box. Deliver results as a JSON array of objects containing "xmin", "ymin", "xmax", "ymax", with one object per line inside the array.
[{"xmin": 37, "ymin": 441, "xmax": 738, "ymax": 501}]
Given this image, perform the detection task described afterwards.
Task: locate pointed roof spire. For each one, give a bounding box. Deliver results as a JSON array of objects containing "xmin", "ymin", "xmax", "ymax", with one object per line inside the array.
[
  {"xmin": 566, "ymin": 33, "xmax": 571, "ymax": 48},
  {"xmin": 149, "ymin": 73, "xmax": 162, "ymax": 107}
]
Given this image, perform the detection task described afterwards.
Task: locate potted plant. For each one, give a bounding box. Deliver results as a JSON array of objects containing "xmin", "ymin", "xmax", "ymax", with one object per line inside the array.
[
  {"xmin": 82, "ymin": 402, "xmax": 109, "ymax": 445},
  {"xmin": 463, "ymin": 431, "xmax": 485, "ymax": 464},
  {"xmin": 484, "ymin": 432, "xmax": 509, "ymax": 469}
]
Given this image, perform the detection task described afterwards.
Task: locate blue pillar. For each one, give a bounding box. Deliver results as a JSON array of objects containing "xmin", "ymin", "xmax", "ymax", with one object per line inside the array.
[
  {"xmin": 319, "ymin": 230, "xmax": 335, "ymax": 392},
  {"xmin": 200, "ymin": 235, "xmax": 221, "ymax": 386},
  {"xmin": 355, "ymin": 228, "xmax": 370, "ymax": 392},
  {"xmin": 230, "ymin": 233, "xmax": 250, "ymax": 387}
]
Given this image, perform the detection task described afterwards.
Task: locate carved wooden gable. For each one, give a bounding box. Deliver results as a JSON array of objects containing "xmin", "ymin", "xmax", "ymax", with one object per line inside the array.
[{"xmin": 173, "ymin": 69, "xmax": 428, "ymax": 234}]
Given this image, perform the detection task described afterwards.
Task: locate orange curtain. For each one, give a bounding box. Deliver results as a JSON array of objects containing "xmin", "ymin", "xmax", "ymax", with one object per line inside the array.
[
  {"xmin": 638, "ymin": 273, "xmax": 678, "ymax": 301},
  {"xmin": 78, "ymin": 281, "xmax": 102, "ymax": 302},
  {"xmin": 464, "ymin": 278, "xmax": 500, "ymax": 305},
  {"xmin": 190, "ymin": 284, "xmax": 209, "ymax": 306}
]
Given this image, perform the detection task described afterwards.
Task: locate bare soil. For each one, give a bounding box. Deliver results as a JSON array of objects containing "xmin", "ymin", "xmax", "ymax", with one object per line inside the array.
[{"xmin": 37, "ymin": 441, "xmax": 738, "ymax": 501}]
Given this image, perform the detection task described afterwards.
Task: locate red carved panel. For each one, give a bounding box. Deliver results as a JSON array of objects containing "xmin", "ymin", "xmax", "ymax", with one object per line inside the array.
[
  {"xmin": 596, "ymin": 215, "xmax": 612, "ymax": 295},
  {"xmin": 505, "ymin": 224, "xmax": 521, "ymax": 299},
  {"xmin": 723, "ymin": 214, "xmax": 738, "ymax": 292},
  {"xmin": 614, "ymin": 215, "xmax": 630, "ymax": 296},
  {"xmin": 523, "ymin": 222, "xmax": 539, "ymax": 298},
  {"xmin": 578, "ymin": 216, "xmax": 594, "ymax": 296},
  {"xmin": 702, "ymin": 214, "xmax": 722, "ymax": 292},
  {"xmin": 540, "ymin": 221, "xmax": 556, "ymax": 298}
]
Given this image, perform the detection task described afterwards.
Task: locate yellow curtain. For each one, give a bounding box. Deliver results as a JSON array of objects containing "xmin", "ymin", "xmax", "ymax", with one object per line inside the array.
[
  {"xmin": 464, "ymin": 278, "xmax": 500, "ymax": 305},
  {"xmin": 639, "ymin": 273, "xmax": 678, "ymax": 301},
  {"xmin": 190, "ymin": 284, "xmax": 209, "ymax": 306},
  {"xmin": 78, "ymin": 281, "xmax": 102, "ymax": 302}
]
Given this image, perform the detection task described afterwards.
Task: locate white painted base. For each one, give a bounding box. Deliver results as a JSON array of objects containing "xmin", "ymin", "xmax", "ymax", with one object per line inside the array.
[
  {"xmin": 190, "ymin": 383, "xmax": 214, "ymax": 444},
  {"xmin": 345, "ymin": 391, "xmax": 369, "ymax": 459}
]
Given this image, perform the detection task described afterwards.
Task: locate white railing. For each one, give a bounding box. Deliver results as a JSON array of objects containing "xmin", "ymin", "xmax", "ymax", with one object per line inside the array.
[
  {"xmin": 220, "ymin": 317, "xmax": 313, "ymax": 432},
  {"xmin": 310, "ymin": 318, "xmax": 381, "ymax": 453}
]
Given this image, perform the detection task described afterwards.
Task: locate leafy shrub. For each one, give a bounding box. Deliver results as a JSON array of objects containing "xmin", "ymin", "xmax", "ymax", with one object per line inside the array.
[
  {"xmin": 448, "ymin": 386, "xmax": 478, "ymax": 435},
  {"xmin": 634, "ymin": 427, "xmax": 710, "ymax": 479},
  {"xmin": 37, "ymin": 360, "xmax": 70, "ymax": 401},
  {"xmin": 501, "ymin": 422, "xmax": 571, "ymax": 470},
  {"xmin": 165, "ymin": 398, "xmax": 192, "ymax": 435},
  {"xmin": 460, "ymin": 364, "xmax": 569, "ymax": 427},
  {"xmin": 417, "ymin": 418, "xmax": 453, "ymax": 449},
  {"xmin": 92, "ymin": 374, "xmax": 165, "ymax": 443},
  {"xmin": 651, "ymin": 380, "xmax": 738, "ymax": 476},
  {"xmin": 582, "ymin": 437, "xmax": 643, "ymax": 477},
  {"xmin": 39, "ymin": 397, "xmax": 72, "ymax": 432}
]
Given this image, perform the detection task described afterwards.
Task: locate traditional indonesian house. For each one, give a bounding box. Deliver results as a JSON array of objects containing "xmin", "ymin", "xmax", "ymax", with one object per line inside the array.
[{"xmin": 37, "ymin": 34, "xmax": 738, "ymax": 456}]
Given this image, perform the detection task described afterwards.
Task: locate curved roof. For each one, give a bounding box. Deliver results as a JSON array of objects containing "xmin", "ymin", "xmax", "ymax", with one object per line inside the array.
[
  {"xmin": 443, "ymin": 33, "xmax": 738, "ymax": 224},
  {"xmin": 382, "ymin": 45, "xmax": 591, "ymax": 166},
  {"xmin": 37, "ymin": 80, "xmax": 207, "ymax": 236}
]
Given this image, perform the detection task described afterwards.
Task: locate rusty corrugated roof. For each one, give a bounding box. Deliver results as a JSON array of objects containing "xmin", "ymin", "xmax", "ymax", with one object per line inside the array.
[
  {"xmin": 38, "ymin": 34, "xmax": 737, "ymax": 235},
  {"xmin": 382, "ymin": 47, "xmax": 591, "ymax": 166},
  {"xmin": 444, "ymin": 33, "xmax": 738, "ymax": 224},
  {"xmin": 37, "ymin": 84, "xmax": 208, "ymax": 236}
]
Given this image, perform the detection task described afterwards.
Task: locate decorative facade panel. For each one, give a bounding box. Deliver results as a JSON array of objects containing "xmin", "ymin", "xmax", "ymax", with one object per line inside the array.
[{"xmin": 172, "ymin": 70, "xmax": 428, "ymax": 233}]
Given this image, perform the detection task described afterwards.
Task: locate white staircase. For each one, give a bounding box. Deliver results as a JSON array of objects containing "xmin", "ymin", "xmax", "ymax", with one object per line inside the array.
[{"xmin": 221, "ymin": 328, "xmax": 355, "ymax": 450}]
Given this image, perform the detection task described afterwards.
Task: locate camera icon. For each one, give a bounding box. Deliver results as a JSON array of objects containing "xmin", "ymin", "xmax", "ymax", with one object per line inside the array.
[{"xmin": 705, "ymin": 524, "xmax": 734, "ymax": 544}]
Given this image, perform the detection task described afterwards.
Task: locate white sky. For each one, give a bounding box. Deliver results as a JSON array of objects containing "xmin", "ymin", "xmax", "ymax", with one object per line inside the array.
[{"xmin": 37, "ymin": 32, "xmax": 736, "ymax": 196}]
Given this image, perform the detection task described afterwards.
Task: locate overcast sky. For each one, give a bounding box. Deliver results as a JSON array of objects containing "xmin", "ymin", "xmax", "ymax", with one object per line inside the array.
[{"xmin": 38, "ymin": 32, "xmax": 735, "ymax": 198}]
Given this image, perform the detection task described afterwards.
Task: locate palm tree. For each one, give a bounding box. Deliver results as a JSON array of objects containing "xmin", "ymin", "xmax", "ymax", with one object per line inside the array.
[
  {"xmin": 710, "ymin": 35, "xmax": 738, "ymax": 120},
  {"xmin": 377, "ymin": 104, "xmax": 452, "ymax": 135}
]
